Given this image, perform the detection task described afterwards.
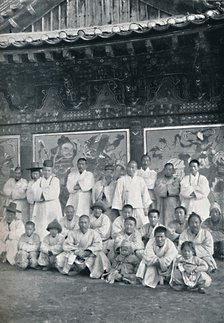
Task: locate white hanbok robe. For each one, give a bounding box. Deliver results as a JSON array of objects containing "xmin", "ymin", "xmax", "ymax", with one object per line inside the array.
[
  {"xmin": 59, "ymin": 216, "xmax": 79, "ymax": 238},
  {"xmin": 26, "ymin": 180, "xmax": 36, "ymax": 218},
  {"xmin": 3, "ymin": 178, "xmax": 29, "ymax": 223},
  {"xmin": 56, "ymin": 228, "xmax": 110, "ymax": 278},
  {"xmin": 179, "ymin": 228, "xmax": 217, "ymax": 271},
  {"xmin": 66, "ymin": 170, "xmax": 95, "ymax": 216},
  {"xmin": 136, "ymin": 238, "xmax": 178, "ymax": 288},
  {"xmin": 38, "ymin": 233, "xmax": 65, "ymax": 266},
  {"xmin": 137, "ymin": 168, "xmax": 157, "ymax": 204},
  {"xmin": 155, "ymin": 175, "xmax": 180, "ymax": 226},
  {"xmin": 89, "ymin": 213, "xmax": 111, "ymax": 241},
  {"xmin": 180, "ymin": 173, "xmax": 210, "ymax": 221},
  {"xmin": 114, "ymin": 229, "xmax": 144, "ymax": 252},
  {"xmin": 32, "ymin": 175, "xmax": 62, "ymax": 240},
  {"xmin": 112, "ymin": 174, "xmax": 152, "ymax": 227},
  {"xmin": 0, "ymin": 218, "xmax": 25, "ymax": 265},
  {"xmin": 111, "ymin": 216, "xmax": 125, "ymax": 239},
  {"xmin": 92, "ymin": 179, "xmax": 117, "ymax": 222}
]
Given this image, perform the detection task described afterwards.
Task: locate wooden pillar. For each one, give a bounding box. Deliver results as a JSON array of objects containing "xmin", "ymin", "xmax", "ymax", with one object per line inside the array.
[
  {"xmin": 20, "ymin": 123, "xmax": 33, "ymax": 180},
  {"xmin": 130, "ymin": 120, "xmax": 144, "ymax": 168}
]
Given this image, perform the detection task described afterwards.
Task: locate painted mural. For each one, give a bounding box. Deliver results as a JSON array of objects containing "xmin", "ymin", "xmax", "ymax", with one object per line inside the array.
[
  {"xmin": 0, "ymin": 135, "xmax": 20, "ymax": 218},
  {"xmin": 144, "ymin": 125, "xmax": 224, "ymax": 211},
  {"xmin": 33, "ymin": 130, "xmax": 130, "ymax": 208}
]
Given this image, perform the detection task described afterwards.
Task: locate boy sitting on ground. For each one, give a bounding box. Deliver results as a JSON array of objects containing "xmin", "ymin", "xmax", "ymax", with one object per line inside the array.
[
  {"xmin": 140, "ymin": 209, "xmax": 160, "ymax": 246},
  {"xmin": 105, "ymin": 240, "xmax": 140, "ymax": 285},
  {"xmin": 38, "ymin": 219, "xmax": 65, "ymax": 270},
  {"xmin": 16, "ymin": 221, "xmax": 40, "ymax": 269}
]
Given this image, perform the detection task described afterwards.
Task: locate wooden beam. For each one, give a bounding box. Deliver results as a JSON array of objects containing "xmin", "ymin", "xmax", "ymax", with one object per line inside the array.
[
  {"xmin": 12, "ymin": 53, "xmax": 22, "ymax": 63},
  {"xmin": 85, "ymin": 47, "xmax": 93, "ymax": 59},
  {"xmin": 145, "ymin": 39, "xmax": 153, "ymax": 53},
  {"xmin": 171, "ymin": 35, "xmax": 178, "ymax": 51},
  {"xmin": 62, "ymin": 49, "xmax": 74, "ymax": 60},
  {"xmin": 105, "ymin": 45, "xmax": 114, "ymax": 57},
  {"xmin": 127, "ymin": 42, "xmax": 135, "ymax": 56},
  {"xmin": 44, "ymin": 52, "xmax": 54, "ymax": 61},
  {"xmin": 27, "ymin": 52, "xmax": 38, "ymax": 63},
  {"xmin": 0, "ymin": 53, "xmax": 8, "ymax": 64}
]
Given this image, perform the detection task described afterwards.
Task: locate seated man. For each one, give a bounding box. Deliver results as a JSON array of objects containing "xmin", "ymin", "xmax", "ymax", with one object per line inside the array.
[
  {"xmin": 111, "ymin": 204, "xmax": 134, "ymax": 239},
  {"xmin": 60, "ymin": 205, "xmax": 79, "ymax": 238},
  {"xmin": 0, "ymin": 202, "xmax": 25, "ymax": 265},
  {"xmin": 16, "ymin": 221, "xmax": 40, "ymax": 269},
  {"xmin": 140, "ymin": 209, "xmax": 160, "ymax": 247},
  {"xmin": 56, "ymin": 215, "xmax": 111, "ymax": 278},
  {"xmin": 110, "ymin": 217, "xmax": 144, "ymax": 261},
  {"xmin": 38, "ymin": 219, "xmax": 65, "ymax": 270},
  {"xmin": 105, "ymin": 240, "xmax": 140, "ymax": 285},
  {"xmin": 89, "ymin": 201, "xmax": 111, "ymax": 248},
  {"xmin": 168, "ymin": 206, "xmax": 188, "ymax": 245},
  {"xmin": 136, "ymin": 226, "xmax": 178, "ymax": 288},
  {"xmin": 202, "ymin": 202, "xmax": 224, "ymax": 259}
]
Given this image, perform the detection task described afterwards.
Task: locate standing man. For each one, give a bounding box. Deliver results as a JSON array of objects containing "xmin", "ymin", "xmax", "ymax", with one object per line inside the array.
[
  {"xmin": 112, "ymin": 160, "xmax": 152, "ymax": 228},
  {"xmin": 3, "ymin": 166, "xmax": 29, "ymax": 223},
  {"xmin": 137, "ymin": 154, "xmax": 157, "ymax": 208},
  {"xmin": 32, "ymin": 159, "xmax": 62, "ymax": 240},
  {"xmin": 92, "ymin": 164, "xmax": 117, "ymax": 222},
  {"xmin": 180, "ymin": 159, "xmax": 210, "ymax": 221},
  {"xmin": 66, "ymin": 158, "xmax": 95, "ymax": 217},
  {"xmin": 155, "ymin": 163, "xmax": 180, "ymax": 226},
  {"xmin": 26, "ymin": 162, "xmax": 42, "ymax": 219}
]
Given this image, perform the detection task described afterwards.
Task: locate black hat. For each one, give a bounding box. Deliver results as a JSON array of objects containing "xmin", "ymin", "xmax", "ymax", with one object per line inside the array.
[
  {"xmin": 43, "ymin": 159, "xmax": 53, "ymax": 167},
  {"xmin": 26, "ymin": 161, "xmax": 43, "ymax": 171},
  {"xmin": 4, "ymin": 202, "xmax": 21, "ymax": 213},
  {"xmin": 91, "ymin": 201, "xmax": 107, "ymax": 213},
  {"xmin": 47, "ymin": 219, "xmax": 62, "ymax": 233}
]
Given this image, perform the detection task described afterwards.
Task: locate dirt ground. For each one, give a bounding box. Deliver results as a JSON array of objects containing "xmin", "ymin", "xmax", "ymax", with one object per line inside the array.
[{"xmin": 0, "ymin": 260, "xmax": 223, "ymax": 323}]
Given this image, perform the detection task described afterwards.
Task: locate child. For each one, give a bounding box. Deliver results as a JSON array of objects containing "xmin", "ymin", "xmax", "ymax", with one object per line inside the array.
[
  {"xmin": 16, "ymin": 221, "xmax": 40, "ymax": 269},
  {"xmin": 170, "ymin": 241, "xmax": 212, "ymax": 294},
  {"xmin": 106, "ymin": 240, "xmax": 140, "ymax": 284},
  {"xmin": 140, "ymin": 209, "xmax": 160, "ymax": 246},
  {"xmin": 0, "ymin": 202, "xmax": 25, "ymax": 265},
  {"xmin": 38, "ymin": 219, "xmax": 65, "ymax": 270}
]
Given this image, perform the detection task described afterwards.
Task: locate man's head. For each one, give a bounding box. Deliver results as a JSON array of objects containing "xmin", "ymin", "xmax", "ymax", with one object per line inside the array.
[
  {"xmin": 122, "ymin": 204, "xmax": 133, "ymax": 219},
  {"xmin": 31, "ymin": 170, "xmax": 41, "ymax": 181},
  {"xmin": 189, "ymin": 159, "xmax": 200, "ymax": 176},
  {"xmin": 175, "ymin": 206, "xmax": 187, "ymax": 224},
  {"xmin": 77, "ymin": 158, "xmax": 87, "ymax": 174},
  {"xmin": 188, "ymin": 212, "xmax": 202, "ymax": 235},
  {"xmin": 141, "ymin": 154, "xmax": 151, "ymax": 170},
  {"xmin": 124, "ymin": 216, "xmax": 136, "ymax": 235},
  {"xmin": 104, "ymin": 165, "xmax": 114, "ymax": 181},
  {"xmin": 65, "ymin": 205, "xmax": 75, "ymax": 221},
  {"xmin": 148, "ymin": 209, "xmax": 160, "ymax": 227},
  {"xmin": 25, "ymin": 221, "xmax": 35, "ymax": 237},
  {"xmin": 5, "ymin": 202, "xmax": 20, "ymax": 224},
  {"xmin": 43, "ymin": 160, "xmax": 53, "ymax": 179},
  {"xmin": 47, "ymin": 219, "xmax": 62, "ymax": 238},
  {"xmin": 6, "ymin": 210, "xmax": 16, "ymax": 224},
  {"xmin": 210, "ymin": 203, "xmax": 222, "ymax": 223},
  {"xmin": 14, "ymin": 166, "xmax": 22, "ymax": 181},
  {"xmin": 79, "ymin": 215, "xmax": 90, "ymax": 233},
  {"xmin": 91, "ymin": 201, "xmax": 107, "ymax": 218},
  {"xmin": 154, "ymin": 226, "xmax": 167, "ymax": 247},
  {"xmin": 164, "ymin": 163, "xmax": 174, "ymax": 178},
  {"xmin": 126, "ymin": 160, "xmax": 137, "ymax": 177}
]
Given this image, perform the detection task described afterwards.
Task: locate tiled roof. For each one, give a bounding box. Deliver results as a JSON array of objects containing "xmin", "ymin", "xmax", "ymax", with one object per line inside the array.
[{"xmin": 0, "ymin": 9, "xmax": 223, "ymax": 49}]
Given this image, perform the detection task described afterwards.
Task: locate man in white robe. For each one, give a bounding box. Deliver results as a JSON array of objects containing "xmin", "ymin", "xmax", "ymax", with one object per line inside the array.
[
  {"xmin": 180, "ymin": 159, "xmax": 210, "ymax": 221},
  {"xmin": 92, "ymin": 164, "xmax": 117, "ymax": 222},
  {"xmin": 112, "ymin": 160, "xmax": 152, "ymax": 228},
  {"xmin": 136, "ymin": 226, "xmax": 178, "ymax": 288},
  {"xmin": 26, "ymin": 162, "xmax": 42, "ymax": 219},
  {"xmin": 0, "ymin": 202, "xmax": 25, "ymax": 265},
  {"xmin": 155, "ymin": 163, "xmax": 180, "ymax": 226},
  {"xmin": 3, "ymin": 167, "xmax": 29, "ymax": 223},
  {"xmin": 60, "ymin": 205, "xmax": 79, "ymax": 238},
  {"xmin": 32, "ymin": 160, "xmax": 62, "ymax": 240},
  {"xmin": 89, "ymin": 201, "xmax": 111, "ymax": 242},
  {"xmin": 66, "ymin": 158, "xmax": 95, "ymax": 216},
  {"xmin": 137, "ymin": 154, "xmax": 157, "ymax": 208},
  {"xmin": 56, "ymin": 215, "xmax": 110, "ymax": 278}
]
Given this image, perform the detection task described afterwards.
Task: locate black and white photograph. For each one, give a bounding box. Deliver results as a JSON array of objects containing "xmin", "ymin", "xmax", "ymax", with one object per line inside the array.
[{"xmin": 0, "ymin": 1, "xmax": 223, "ymax": 322}]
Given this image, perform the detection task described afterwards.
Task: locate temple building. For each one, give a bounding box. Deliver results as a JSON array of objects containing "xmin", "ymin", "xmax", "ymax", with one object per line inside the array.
[{"xmin": 0, "ymin": 0, "xmax": 224, "ymax": 211}]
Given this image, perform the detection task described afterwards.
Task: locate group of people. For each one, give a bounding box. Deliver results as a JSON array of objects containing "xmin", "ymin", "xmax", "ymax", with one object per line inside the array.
[{"xmin": 0, "ymin": 154, "xmax": 223, "ymax": 294}]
